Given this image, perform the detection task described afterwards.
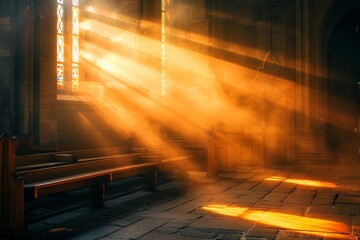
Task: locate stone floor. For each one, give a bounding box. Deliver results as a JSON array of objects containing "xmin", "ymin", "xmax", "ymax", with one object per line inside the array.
[{"xmin": 3, "ymin": 157, "xmax": 360, "ymax": 240}]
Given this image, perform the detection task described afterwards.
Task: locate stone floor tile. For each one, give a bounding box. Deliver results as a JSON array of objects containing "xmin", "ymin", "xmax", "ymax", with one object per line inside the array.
[
  {"xmin": 107, "ymin": 217, "xmax": 169, "ymax": 239},
  {"xmin": 178, "ymin": 227, "xmax": 218, "ymax": 239},
  {"xmin": 336, "ymin": 195, "xmax": 360, "ymax": 204},
  {"xmin": 230, "ymin": 182, "xmax": 260, "ymax": 191},
  {"xmin": 162, "ymin": 219, "xmax": 197, "ymax": 229},
  {"xmin": 284, "ymin": 191, "xmax": 316, "ymax": 204},
  {"xmin": 307, "ymin": 205, "xmax": 343, "ymax": 215},
  {"xmin": 168, "ymin": 201, "xmax": 204, "ymax": 213},
  {"xmin": 271, "ymin": 182, "xmax": 297, "ymax": 193},
  {"xmin": 246, "ymin": 226, "xmax": 278, "ymax": 239},
  {"xmin": 276, "ymin": 230, "xmax": 324, "ymax": 240},
  {"xmin": 334, "ymin": 203, "xmax": 360, "ymax": 215},
  {"xmin": 251, "ymin": 181, "xmax": 281, "ymax": 192},
  {"xmin": 199, "ymin": 195, "xmax": 237, "ymax": 204},
  {"xmin": 110, "ymin": 215, "xmax": 142, "ymax": 227},
  {"xmin": 38, "ymin": 212, "xmax": 84, "ymax": 226},
  {"xmin": 154, "ymin": 226, "xmax": 181, "ymax": 234},
  {"xmin": 148, "ymin": 197, "xmax": 196, "ymax": 211},
  {"xmin": 139, "ymin": 232, "xmax": 209, "ymax": 240},
  {"xmin": 132, "ymin": 210, "xmax": 202, "ymax": 220},
  {"xmin": 190, "ymin": 215, "xmax": 255, "ymax": 231},
  {"xmin": 68, "ymin": 225, "xmax": 119, "ymax": 240},
  {"xmin": 263, "ymin": 192, "xmax": 289, "ymax": 201},
  {"xmin": 215, "ymin": 232, "xmax": 244, "ymax": 240}
]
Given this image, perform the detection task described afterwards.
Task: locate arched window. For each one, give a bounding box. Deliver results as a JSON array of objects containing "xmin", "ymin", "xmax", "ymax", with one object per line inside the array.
[{"xmin": 57, "ymin": 0, "xmax": 79, "ymax": 90}]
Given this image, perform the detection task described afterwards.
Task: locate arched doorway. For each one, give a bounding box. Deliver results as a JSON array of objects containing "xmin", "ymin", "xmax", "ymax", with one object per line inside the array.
[{"xmin": 327, "ymin": 8, "xmax": 360, "ymax": 153}]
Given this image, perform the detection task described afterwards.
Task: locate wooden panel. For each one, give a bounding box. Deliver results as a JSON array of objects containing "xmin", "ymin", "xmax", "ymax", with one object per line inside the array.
[{"xmin": 0, "ymin": 133, "xmax": 25, "ymax": 232}]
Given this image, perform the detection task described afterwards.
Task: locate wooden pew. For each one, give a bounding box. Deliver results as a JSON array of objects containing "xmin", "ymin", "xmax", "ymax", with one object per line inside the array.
[
  {"xmin": 1, "ymin": 130, "xmax": 193, "ymax": 233},
  {"xmin": 15, "ymin": 146, "xmax": 131, "ymax": 171},
  {"xmin": 16, "ymin": 153, "xmax": 77, "ymax": 171},
  {"xmin": 0, "ymin": 132, "xmax": 160, "ymax": 233},
  {"xmin": 18, "ymin": 154, "xmax": 159, "ymax": 203}
]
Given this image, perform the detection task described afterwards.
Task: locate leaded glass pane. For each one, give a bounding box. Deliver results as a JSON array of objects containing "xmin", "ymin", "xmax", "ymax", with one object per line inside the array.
[
  {"xmin": 72, "ymin": 35, "xmax": 79, "ymax": 62},
  {"xmin": 57, "ymin": 0, "xmax": 81, "ymax": 90},
  {"xmin": 72, "ymin": 0, "xmax": 79, "ymax": 7},
  {"xmin": 57, "ymin": 4, "xmax": 64, "ymax": 34},
  {"xmin": 72, "ymin": 7, "xmax": 79, "ymax": 34},
  {"xmin": 72, "ymin": 63, "xmax": 79, "ymax": 89},
  {"xmin": 57, "ymin": 63, "xmax": 64, "ymax": 88},
  {"xmin": 57, "ymin": 35, "xmax": 64, "ymax": 62}
]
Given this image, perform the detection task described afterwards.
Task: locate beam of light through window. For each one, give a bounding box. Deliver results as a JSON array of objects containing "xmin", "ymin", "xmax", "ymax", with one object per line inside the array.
[
  {"xmin": 265, "ymin": 176, "xmax": 338, "ymax": 188},
  {"xmin": 202, "ymin": 205, "xmax": 350, "ymax": 238}
]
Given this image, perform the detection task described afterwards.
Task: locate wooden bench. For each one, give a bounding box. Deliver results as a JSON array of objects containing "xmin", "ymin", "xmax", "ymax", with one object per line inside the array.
[
  {"xmin": 15, "ymin": 146, "xmax": 131, "ymax": 171},
  {"xmin": 19, "ymin": 154, "xmax": 159, "ymax": 203},
  {"xmin": 0, "ymin": 132, "xmax": 160, "ymax": 233}
]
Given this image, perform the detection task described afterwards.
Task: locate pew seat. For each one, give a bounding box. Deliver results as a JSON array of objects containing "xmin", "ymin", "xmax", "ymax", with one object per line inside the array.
[{"xmin": 23, "ymin": 162, "xmax": 158, "ymax": 205}]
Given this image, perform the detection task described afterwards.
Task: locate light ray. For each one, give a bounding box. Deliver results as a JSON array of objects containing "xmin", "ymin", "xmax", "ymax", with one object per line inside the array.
[
  {"xmin": 265, "ymin": 176, "xmax": 338, "ymax": 188},
  {"xmin": 203, "ymin": 204, "xmax": 350, "ymax": 238},
  {"xmin": 75, "ymin": 5, "xmax": 359, "ymax": 167}
]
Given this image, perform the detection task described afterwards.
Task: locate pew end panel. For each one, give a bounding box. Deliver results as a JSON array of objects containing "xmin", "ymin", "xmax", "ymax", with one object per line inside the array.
[{"xmin": 0, "ymin": 131, "xmax": 26, "ymax": 233}]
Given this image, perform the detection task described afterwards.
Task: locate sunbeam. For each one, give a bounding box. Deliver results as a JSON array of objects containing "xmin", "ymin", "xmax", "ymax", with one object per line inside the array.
[
  {"xmin": 203, "ymin": 204, "xmax": 350, "ymax": 238},
  {"xmin": 265, "ymin": 176, "xmax": 338, "ymax": 188}
]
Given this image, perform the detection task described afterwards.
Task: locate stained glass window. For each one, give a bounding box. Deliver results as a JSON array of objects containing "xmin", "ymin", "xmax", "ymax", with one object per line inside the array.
[
  {"xmin": 57, "ymin": 1, "xmax": 64, "ymax": 88},
  {"xmin": 57, "ymin": 0, "xmax": 80, "ymax": 90},
  {"xmin": 72, "ymin": 0, "xmax": 79, "ymax": 89}
]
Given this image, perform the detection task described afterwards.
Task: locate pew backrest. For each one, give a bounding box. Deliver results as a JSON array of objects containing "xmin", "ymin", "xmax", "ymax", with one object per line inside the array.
[{"xmin": 17, "ymin": 153, "xmax": 154, "ymax": 184}]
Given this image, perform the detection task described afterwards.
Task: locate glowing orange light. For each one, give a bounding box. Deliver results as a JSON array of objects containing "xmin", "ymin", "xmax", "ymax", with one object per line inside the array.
[
  {"xmin": 203, "ymin": 205, "xmax": 248, "ymax": 217},
  {"xmin": 78, "ymin": 6, "xmax": 332, "ymax": 151},
  {"xmin": 265, "ymin": 176, "xmax": 338, "ymax": 188},
  {"xmin": 86, "ymin": 6, "xmax": 96, "ymax": 13},
  {"xmin": 203, "ymin": 205, "xmax": 350, "ymax": 237}
]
